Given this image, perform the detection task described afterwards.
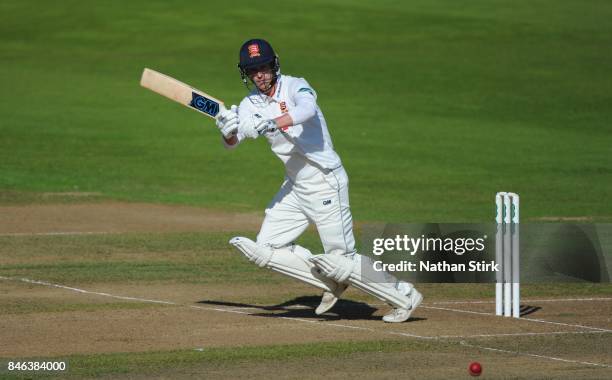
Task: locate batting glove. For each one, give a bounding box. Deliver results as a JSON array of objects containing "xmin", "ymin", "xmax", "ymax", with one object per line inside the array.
[
  {"xmin": 215, "ymin": 105, "xmax": 239, "ymax": 138},
  {"xmin": 238, "ymin": 113, "xmax": 277, "ymax": 139}
]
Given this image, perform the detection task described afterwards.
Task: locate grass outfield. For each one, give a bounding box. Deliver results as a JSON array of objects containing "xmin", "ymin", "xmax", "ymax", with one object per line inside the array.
[
  {"xmin": 1, "ymin": 0, "xmax": 611, "ymax": 221},
  {"xmin": 2, "ymin": 336, "xmax": 611, "ymax": 379},
  {"xmin": 3, "ymin": 340, "xmax": 449, "ymax": 379}
]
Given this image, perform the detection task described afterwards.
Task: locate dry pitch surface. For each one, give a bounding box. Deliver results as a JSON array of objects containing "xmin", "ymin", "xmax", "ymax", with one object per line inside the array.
[{"xmin": 1, "ymin": 202, "xmax": 611, "ymax": 379}]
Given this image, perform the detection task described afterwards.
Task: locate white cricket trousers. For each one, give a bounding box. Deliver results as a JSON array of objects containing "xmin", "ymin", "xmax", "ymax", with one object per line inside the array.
[{"xmin": 257, "ymin": 166, "xmax": 356, "ymax": 256}]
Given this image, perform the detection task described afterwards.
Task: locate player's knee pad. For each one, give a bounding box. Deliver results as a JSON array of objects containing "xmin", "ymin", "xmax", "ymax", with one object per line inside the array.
[
  {"xmin": 229, "ymin": 236, "xmax": 341, "ymax": 293},
  {"xmin": 310, "ymin": 253, "xmax": 414, "ymax": 309},
  {"xmin": 229, "ymin": 236, "xmax": 273, "ymax": 268}
]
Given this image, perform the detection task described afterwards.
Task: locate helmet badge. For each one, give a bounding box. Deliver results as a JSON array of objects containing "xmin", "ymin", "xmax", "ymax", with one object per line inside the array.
[{"xmin": 248, "ymin": 44, "xmax": 261, "ymax": 58}]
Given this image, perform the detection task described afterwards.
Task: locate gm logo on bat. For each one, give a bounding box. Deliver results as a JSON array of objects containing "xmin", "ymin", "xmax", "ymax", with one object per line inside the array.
[{"xmin": 189, "ymin": 92, "xmax": 220, "ymax": 117}]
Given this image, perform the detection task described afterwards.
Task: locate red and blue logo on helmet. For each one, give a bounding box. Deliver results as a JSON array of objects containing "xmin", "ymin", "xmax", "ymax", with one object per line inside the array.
[{"xmin": 238, "ymin": 38, "xmax": 280, "ymax": 92}]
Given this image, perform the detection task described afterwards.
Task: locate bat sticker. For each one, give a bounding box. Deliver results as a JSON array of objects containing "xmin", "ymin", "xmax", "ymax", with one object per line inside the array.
[{"xmin": 189, "ymin": 92, "xmax": 220, "ymax": 117}]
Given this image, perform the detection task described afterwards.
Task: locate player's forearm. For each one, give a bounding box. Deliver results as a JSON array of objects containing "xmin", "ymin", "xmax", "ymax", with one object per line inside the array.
[{"xmin": 273, "ymin": 113, "xmax": 294, "ymax": 129}]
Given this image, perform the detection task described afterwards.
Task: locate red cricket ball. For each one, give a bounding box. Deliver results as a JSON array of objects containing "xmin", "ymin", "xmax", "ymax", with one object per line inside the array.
[{"xmin": 469, "ymin": 362, "xmax": 482, "ymax": 376}]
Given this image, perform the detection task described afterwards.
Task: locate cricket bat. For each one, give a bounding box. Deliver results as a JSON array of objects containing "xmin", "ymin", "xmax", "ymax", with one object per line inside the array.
[{"xmin": 140, "ymin": 68, "xmax": 225, "ymax": 119}]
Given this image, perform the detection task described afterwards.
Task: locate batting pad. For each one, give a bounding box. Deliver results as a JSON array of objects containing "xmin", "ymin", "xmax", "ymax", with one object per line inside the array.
[
  {"xmin": 310, "ymin": 254, "xmax": 414, "ymax": 309},
  {"xmin": 229, "ymin": 237, "xmax": 342, "ymax": 294}
]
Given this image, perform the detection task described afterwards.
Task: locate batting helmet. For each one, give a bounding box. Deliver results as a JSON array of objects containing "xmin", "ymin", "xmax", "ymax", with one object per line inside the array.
[{"xmin": 237, "ymin": 39, "xmax": 280, "ymax": 88}]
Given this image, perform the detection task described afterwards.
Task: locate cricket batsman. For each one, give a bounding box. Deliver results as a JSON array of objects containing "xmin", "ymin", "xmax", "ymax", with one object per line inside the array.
[{"xmin": 214, "ymin": 38, "xmax": 422, "ymax": 322}]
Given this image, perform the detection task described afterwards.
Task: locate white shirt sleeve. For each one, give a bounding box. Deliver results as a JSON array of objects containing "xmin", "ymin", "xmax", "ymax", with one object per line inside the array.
[{"xmin": 288, "ymin": 79, "xmax": 318, "ymax": 125}]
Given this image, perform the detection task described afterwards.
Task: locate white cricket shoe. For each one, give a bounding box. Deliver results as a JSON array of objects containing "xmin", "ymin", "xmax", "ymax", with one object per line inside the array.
[
  {"xmin": 315, "ymin": 283, "xmax": 348, "ymax": 315},
  {"xmin": 382, "ymin": 288, "xmax": 423, "ymax": 323}
]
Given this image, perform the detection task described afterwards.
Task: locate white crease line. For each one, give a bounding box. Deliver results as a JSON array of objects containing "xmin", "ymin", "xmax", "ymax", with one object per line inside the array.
[
  {"xmin": 325, "ymin": 323, "xmax": 373, "ymax": 331},
  {"xmin": 523, "ymin": 297, "xmax": 612, "ymax": 303},
  {"xmin": 440, "ymin": 330, "xmax": 609, "ymax": 339},
  {"xmin": 221, "ymin": 306, "xmax": 612, "ymax": 340},
  {"xmin": 430, "ymin": 297, "xmax": 612, "ymax": 304},
  {"xmin": 520, "ymin": 317, "xmax": 612, "ymax": 333},
  {"xmin": 388, "ymin": 331, "xmax": 437, "ymax": 340},
  {"xmin": 220, "ymin": 306, "xmax": 605, "ymax": 340},
  {"xmin": 219, "ymin": 307, "xmax": 610, "ymax": 340},
  {"xmin": 0, "ymin": 277, "xmax": 175, "ymax": 305},
  {"xmin": 189, "ymin": 305, "xmax": 254, "ymax": 316},
  {"xmin": 196, "ymin": 299, "xmax": 432, "ymax": 337},
  {"xmin": 421, "ymin": 305, "xmax": 494, "ymax": 317},
  {"xmin": 0, "ymin": 276, "xmax": 433, "ymax": 341},
  {"xmin": 227, "ymin": 305, "xmax": 312, "ymax": 311},
  {"xmin": 205, "ymin": 306, "xmax": 431, "ymax": 337},
  {"xmin": 4, "ymin": 276, "xmax": 610, "ymax": 334},
  {"xmin": 460, "ymin": 341, "xmax": 612, "ymax": 369},
  {"xmin": 0, "ymin": 268, "xmax": 608, "ymax": 305},
  {"xmin": 420, "ymin": 304, "xmax": 612, "ymax": 333},
  {"xmin": 2, "ymin": 276, "xmax": 610, "ymax": 369}
]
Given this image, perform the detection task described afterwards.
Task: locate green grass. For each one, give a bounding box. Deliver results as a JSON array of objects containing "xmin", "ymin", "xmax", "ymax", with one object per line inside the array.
[
  {"xmin": 2, "ymin": 334, "xmax": 610, "ymax": 379},
  {"xmin": 0, "ymin": 190, "xmax": 107, "ymax": 205},
  {"xmin": 0, "ymin": 300, "xmax": 167, "ymax": 315},
  {"xmin": 0, "ymin": 231, "xmax": 324, "ymax": 285},
  {"xmin": 1, "ymin": 0, "xmax": 611, "ymax": 221},
  {"xmin": 0, "ymin": 339, "xmax": 451, "ymax": 379},
  {"xmin": 0, "ymin": 261, "xmax": 262, "ymax": 284},
  {"xmin": 0, "ymin": 232, "xmax": 270, "ymax": 284},
  {"xmin": 0, "ymin": 231, "xmax": 324, "ymax": 261},
  {"xmin": 2, "ymin": 232, "xmax": 610, "ymax": 299}
]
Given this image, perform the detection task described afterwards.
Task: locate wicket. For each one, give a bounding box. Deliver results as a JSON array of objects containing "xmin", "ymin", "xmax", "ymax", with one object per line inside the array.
[{"xmin": 495, "ymin": 192, "xmax": 520, "ymax": 318}]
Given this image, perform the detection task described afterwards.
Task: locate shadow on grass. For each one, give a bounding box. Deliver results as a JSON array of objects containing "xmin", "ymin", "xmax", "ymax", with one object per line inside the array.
[
  {"xmin": 520, "ymin": 304, "xmax": 542, "ymax": 316},
  {"xmin": 197, "ymin": 296, "xmax": 427, "ymax": 322}
]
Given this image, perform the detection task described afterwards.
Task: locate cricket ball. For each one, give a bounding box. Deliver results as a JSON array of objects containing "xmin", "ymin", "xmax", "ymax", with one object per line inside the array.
[{"xmin": 469, "ymin": 362, "xmax": 482, "ymax": 376}]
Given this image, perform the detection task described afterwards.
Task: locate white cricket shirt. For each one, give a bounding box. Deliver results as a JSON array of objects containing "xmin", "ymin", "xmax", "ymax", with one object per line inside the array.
[{"xmin": 234, "ymin": 74, "xmax": 343, "ymax": 183}]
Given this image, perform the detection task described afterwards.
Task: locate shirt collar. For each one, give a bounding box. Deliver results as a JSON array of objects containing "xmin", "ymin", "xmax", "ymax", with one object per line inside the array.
[{"xmin": 271, "ymin": 74, "xmax": 282, "ymax": 101}]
